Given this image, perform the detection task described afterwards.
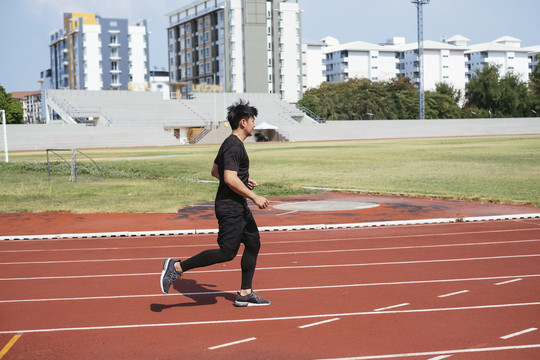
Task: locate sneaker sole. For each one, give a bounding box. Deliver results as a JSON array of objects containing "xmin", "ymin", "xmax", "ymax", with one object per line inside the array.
[
  {"xmin": 160, "ymin": 258, "xmax": 172, "ymax": 294},
  {"xmin": 233, "ymin": 301, "xmax": 271, "ymax": 307}
]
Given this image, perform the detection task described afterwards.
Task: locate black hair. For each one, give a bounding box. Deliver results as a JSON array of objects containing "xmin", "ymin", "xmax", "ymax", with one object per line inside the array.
[{"xmin": 226, "ymin": 99, "xmax": 258, "ymax": 130}]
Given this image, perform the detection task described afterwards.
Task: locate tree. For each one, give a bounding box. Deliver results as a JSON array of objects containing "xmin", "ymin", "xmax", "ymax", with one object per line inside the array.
[
  {"xmin": 465, "ymin": 64, "xmax": 501, "ymax": 114},
  {"xmin": 0, "ymin": 85, "xmax": 24, "ymax": 124},
  {"xmin": 465, "ymin": 64, "xmax": 532, "ymax": 117},
  {"xmin": 530, "ymin": 54, "xmax": 540, "ymax": 116}
]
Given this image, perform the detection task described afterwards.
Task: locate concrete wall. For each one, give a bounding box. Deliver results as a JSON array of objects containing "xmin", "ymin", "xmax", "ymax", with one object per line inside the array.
[{"xmin": 1, "ymin": 118, "xmax": 539, "ymax": 151}]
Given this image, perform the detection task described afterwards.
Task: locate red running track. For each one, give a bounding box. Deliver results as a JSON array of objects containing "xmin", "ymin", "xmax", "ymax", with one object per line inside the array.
[{"xmin": 1, "ymin": 218, "xmax": 540, "ymax": 359}]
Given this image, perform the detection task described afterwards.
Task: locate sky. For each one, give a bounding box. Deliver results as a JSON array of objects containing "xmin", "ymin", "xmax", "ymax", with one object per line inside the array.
[{"xmin": 1, "ymin": 0, "xmax": 539, "ymax": 93}]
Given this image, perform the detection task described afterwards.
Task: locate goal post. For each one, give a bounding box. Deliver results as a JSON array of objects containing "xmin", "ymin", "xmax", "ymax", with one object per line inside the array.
[{"xmin": 46, "ymin": 149, "xmax": 105, "ymax": 182}]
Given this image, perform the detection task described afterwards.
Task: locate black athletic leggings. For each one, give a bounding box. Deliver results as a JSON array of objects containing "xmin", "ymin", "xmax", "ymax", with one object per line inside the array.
[{"xmin": 179, "ymin": 201, "xmax": 261, "ymax": 290}]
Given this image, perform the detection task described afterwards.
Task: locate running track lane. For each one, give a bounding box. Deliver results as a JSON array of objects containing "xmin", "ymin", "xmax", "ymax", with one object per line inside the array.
[{"xmin": 1, "ymin": 219, "xmax": 539, "ymax": 359}]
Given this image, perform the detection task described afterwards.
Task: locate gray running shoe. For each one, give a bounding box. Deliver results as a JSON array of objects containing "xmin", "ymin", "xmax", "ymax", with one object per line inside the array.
[
  {"xmin": 234, "ymin": 291, "xmax": 270, "ymax": 307},
  {"xmin": 160, "ymin": 258, "xmax": 180, "ymax": 294}
]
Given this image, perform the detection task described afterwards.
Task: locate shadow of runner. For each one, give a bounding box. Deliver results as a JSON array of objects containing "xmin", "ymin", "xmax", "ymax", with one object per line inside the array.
[{"xmin": 150, "ymin": 278, "xmax": 236, "ymax": 312}]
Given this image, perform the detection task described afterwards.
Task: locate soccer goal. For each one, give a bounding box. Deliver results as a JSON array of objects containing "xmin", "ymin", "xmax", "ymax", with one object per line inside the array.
[{"xmin": 46, "ymin": 149, "xmax": 105, "ymax": 182}]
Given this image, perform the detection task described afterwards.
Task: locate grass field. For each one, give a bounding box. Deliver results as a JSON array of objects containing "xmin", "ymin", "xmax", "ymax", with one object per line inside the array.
[{"xmin": 0, "ymin": 135, "xmax": 538, "ymax": 213}]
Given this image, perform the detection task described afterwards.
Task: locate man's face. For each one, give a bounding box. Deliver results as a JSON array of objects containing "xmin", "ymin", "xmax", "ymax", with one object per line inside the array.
[{"xmin": 243, "ymin": 116, "xmax": 256, "ymax": 136}]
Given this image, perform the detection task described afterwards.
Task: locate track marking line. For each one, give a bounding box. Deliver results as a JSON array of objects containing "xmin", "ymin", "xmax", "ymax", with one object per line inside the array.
[
  {"xmin": 3, "ymin": 254, "xmax": 539, "ymax": 281},
  {"xmin": 374, "ymin": 303, "xmax": 409, "ymax": 312},
  {"xmin": 0, "ymin": 333, "xmax": 23, "ymax": 359},
  {"xmin": 3, "ymin": 213, "xmax": 539, "ymax": 241},
  {"xmin": 495, "ymin": 278, "xmax": 522, "ymax": 286},
  {"xmin": 2, "ymin": 275, "xmax": 537, "ymax": 304},
  {"xmin": 314, "ymin": 344, "xmax": 540, "ymax": 359},
  {"xmin": 437, "ymin": 290, "xmax": 469, "ymax": 298},
  {"xmin": 501, "ymin": 328, "xmax": 538, "ymax": 339},
  {"xmin": 298, "ymin": 318, "xmax": 340, "ymax": 329},
  {"xmin": 1, "ymin": 302, "xmax": 539, "ymax": 334},
  {"xmin": 208, "ymin": 337, "xmax": 257, "ymax": 350},
  {"xmin": 4, "ymin": 238, "xmax": 540, "ymax": 263},
  {"xmin": 2, "ymin": 225, "xmax": 537, "ymax": 246},
  {"xmin": 428, "ymin": 356, "xmax": 452, "ymax": 360},
  {"xmin": 276, "ymin": 210, "xmax": 298, "ymax": 216}
]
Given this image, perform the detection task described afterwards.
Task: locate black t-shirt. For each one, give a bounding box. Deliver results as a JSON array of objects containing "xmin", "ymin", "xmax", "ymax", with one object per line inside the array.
[{"xmin": 214, "ymin": 134, "xmax": 250, "ymax": 203}]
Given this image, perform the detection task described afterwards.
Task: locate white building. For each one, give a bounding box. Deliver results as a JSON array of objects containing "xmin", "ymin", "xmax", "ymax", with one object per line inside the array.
[
  {"xmin": 466, "ymin": 36, "xmax": 530, "ymax": 83},
  {"xmin": 323, "ymin": 37, "xmax": 401, "ymax": 83},
  {"xmin": 149, "ymin": 68, "xmax": 171, "ymax": 99},
  {"xmin": 166, "ymin": 0, "xmax": 302, "ymax": 102},
  {"xmin": 400, "ymin": 36, "xmax": 469, "ymax": 93},
  {"xmin": 524, "ymin": 45, "xmax": 540, "ymax": 77},
  {"xmin": 49, "ymin": 13, "xmax": 150, "ymax": 90},
  {"xmin": 301, "ymin": 40, "xmax": 325, "ymax": 92}
]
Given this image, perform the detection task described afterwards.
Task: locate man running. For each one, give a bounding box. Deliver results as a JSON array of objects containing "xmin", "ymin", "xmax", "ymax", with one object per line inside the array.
[{"xmin": 160, "ymin": 99, "xmax": 270, "ymax": 307}]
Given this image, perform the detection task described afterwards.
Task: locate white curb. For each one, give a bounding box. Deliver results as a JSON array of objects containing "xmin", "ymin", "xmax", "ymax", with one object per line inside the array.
[{"xmin": 1, "ymin": 213, "xmax": 539, "ymax": 241}]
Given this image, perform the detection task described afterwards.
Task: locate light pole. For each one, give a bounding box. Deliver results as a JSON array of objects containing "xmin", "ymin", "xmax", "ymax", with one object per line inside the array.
[
  {"xmin": 411, "ymin": 0, "xmax": 430, "ymax": 120},
  {"xmin": 1, "ymin": 110, "xmax": 8, "ymax": 163}
]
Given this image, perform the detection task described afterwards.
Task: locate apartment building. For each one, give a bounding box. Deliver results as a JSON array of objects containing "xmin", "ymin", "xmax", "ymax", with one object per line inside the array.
[
  {"xmin": 301, "ymin": 40, "xmax": 325, "ymax": 92},
  {"xmin": 466, "ymin": 36, "xmax": 530, "ymax": 83},
  {"xmin": 166, "ymin": 0, "xmax": 302, "ymax": 102},
  {"xmin": 399, "ymin": 35, "xmax": 469, "ymax": 93},
  {"xmin": 49, "ymin": 13, "xmax": 150, "ymax": 90},
  {"xmin": 526, "ymin": 45, "xmax": 540, "ymax": 76},
  {"xmin": 307, "ymin": 34, "xmax": 540, "ymax": 96},
  {"xmin": 11, "ymin": 91, "xmax": 42, "ymax": 123},
  {"xmin": 323, "ymin": 37, "xmax": 402, "ymax": 84}
]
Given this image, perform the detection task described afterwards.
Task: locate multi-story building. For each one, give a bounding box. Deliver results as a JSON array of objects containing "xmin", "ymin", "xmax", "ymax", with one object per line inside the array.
[
  {"xmin": 11, "ymin": 91, "xmax": 43, "ymax": 123},
  {"xmin": 466, "ymin": 36, "xmax": 530, "ymax": 83},
  {"xmin": 301, "ymin": 39, "xmax": 325, "ymax": 92},
  {"xmin": 323, "ymin": 37, "xmax": 403, "ymax": 84},
  {"xmin": 304, "ymin": 34, "xmax": 538, "ymax": 98},
  {"xmin": 399, "ymin": 35, "xmax": 469, "ymax": 93},
  {"xmin": 166, "ymin": 0, "xmax": 302, "ymax": 102},
  {"xmin": 49, "ymin": 13, "xmax": 150, "ymax": 91},
  {"xmin": 524, "ymin": 45, "xmax": 540, "ymax": 78}
]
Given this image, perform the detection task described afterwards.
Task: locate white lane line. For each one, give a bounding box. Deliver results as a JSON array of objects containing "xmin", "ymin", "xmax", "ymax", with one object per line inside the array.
[
  {"xmin": 437, "ymin": 290, "xmax": 469, "ymax": 298},
  {"xmin": 276, "ymin": 210, "xmax": 298, "ymax": 216},
  {"xmin": 2, "ymin": 275, "xmax": 538, "ymax": 303},
  {"xmin": 501, "ymin": 328, "xmax": 538, "ymax": 339},
  {"xmin": 3, "ymin": 214, "xmax": 539, "ymax": 241},
  {"xmin": 374, "ymin": 303, "xmax": 409, "ymax": 312},
  {"xmin": 428, "ymin": 356, "xmax": 452, "ymax": 360},
  {"xmin": 1, "ymin": 302, "xmax": 539, "ymax": 334},
  {"xmin": 3, "ymin": 239, "xmax": 540, "ymax": 264},
  {"xmin": 3, "ymin": 254, "xmax": 539, "ymax": 281},
  {"xmin": 208, "ymin": 337, "xmax": 257, "ymax": 350},
  {"xmin": 495, "ymin": 278, "xmax": 522, "ymax": 286},
  {"xmin": 298, "ymin": 318, "xmax": 340, "ymax": 329},
  {"xmin": 314, "ymin": 344, "xmax": 540, "ymax": 360},
  {"xmin": 2, "ymin": 227, "xmax": 538, "ymax": 251}
]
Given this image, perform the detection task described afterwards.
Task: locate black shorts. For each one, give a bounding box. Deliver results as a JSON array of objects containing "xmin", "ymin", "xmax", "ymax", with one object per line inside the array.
[{"xmin": 215, "ymin": 200, "xmax": 260, "ymax": 251}]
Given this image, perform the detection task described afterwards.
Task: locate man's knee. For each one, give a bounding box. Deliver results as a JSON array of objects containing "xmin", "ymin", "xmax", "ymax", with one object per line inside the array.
[{"xmin": 220, "ymin": 247, "xmax": 238, "ymax": 262}]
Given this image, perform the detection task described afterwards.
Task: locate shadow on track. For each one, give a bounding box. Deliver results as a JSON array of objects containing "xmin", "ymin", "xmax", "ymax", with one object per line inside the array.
[{"xmin": 150, "ymin": 278, "xmax": 236, "ymax": 312}]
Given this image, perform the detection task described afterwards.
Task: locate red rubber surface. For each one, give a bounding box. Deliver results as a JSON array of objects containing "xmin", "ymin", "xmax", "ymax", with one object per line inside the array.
[{"xmin": 1, "ymin": 206, "xmax": 540, "ymax": 358}]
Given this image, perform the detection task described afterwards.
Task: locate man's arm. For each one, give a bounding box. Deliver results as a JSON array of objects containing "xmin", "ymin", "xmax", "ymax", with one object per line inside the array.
[
  {"xmin": 223, "ymin": 170, "xmax": 269, "ymax": 209},
  {"xmin": 211, "ymin": 163, "xmax": 220, "ymax": 180}
]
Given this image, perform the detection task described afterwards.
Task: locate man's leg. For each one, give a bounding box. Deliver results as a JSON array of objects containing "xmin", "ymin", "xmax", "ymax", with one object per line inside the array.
[
  {"xmin": 234, "ymin": 208, "xmax": 270, "ymax": 307},
  {"xmin": 160, "ymin": 205, "xmax": 243, "ymax": 294}
]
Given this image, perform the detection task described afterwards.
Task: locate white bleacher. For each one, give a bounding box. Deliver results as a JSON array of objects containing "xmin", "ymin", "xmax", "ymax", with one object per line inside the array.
[
  {"xmin": 46, "ymin": 90, "xmax": 208, "ymax": 127},
  {"xmin": 45, "ymin": 90, "xmax": 319, "ymax": 142}
]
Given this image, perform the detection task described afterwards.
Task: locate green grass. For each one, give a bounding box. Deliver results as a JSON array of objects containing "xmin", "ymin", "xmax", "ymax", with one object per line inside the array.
[{"xmin": 1, "ymin": 135, "xmax": 539, "ymax": 213}]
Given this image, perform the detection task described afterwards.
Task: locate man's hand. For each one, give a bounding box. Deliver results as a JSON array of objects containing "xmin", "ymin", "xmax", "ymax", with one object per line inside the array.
[
  {"xmin": 252, "ymin": 195, "xmax": 269, "ymax": 209},
  {"xmin": 247, "ymin": 178, "xmax": 258, "ymax": 190}
]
